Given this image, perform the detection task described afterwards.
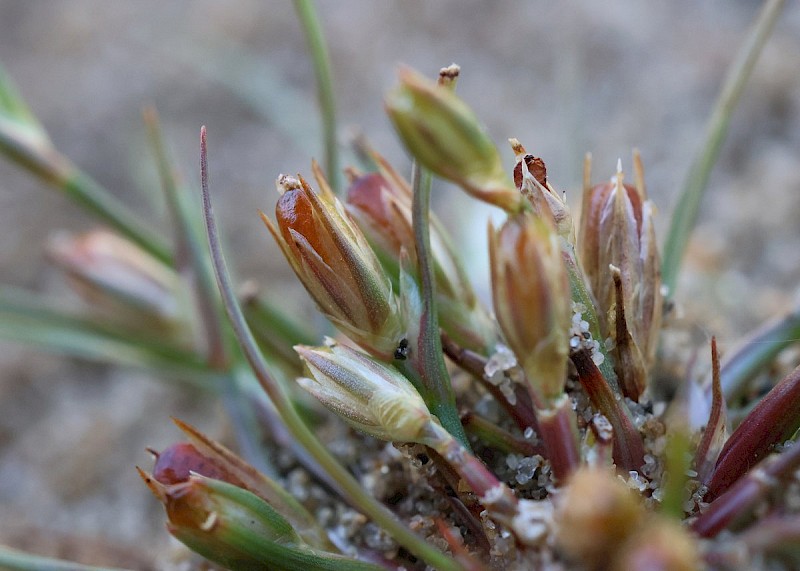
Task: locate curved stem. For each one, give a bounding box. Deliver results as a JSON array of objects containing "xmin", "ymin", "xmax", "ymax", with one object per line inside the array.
[{"xmin": 410, "ymin": 163, "xmax": 470, "ymax": 448}]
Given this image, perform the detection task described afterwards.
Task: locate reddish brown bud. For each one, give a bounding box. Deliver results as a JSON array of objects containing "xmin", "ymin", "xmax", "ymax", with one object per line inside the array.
[
  {"xmin": 346, "ymin": 156, "xmax": 496, "ymax": 352},
  {"xmin": 263, "ymin": 168, "xmax": 403, "ymax": 360},
  {"xmin": 578, "ymin": 159, "xmax": 662, "ymax": 399}
]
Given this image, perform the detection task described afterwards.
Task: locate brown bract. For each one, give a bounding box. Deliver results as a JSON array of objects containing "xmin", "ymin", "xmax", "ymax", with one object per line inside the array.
[
  {"xmin": 578, "ymin": 166, "xmax": 662, "ymax": 400},
  {"xmin": 489, "ymin": 212, "xmax": 570, "ymax": 405},
  {"xmin": 263, "ymin": 169, "xmax": 402, "ymax": 360}
]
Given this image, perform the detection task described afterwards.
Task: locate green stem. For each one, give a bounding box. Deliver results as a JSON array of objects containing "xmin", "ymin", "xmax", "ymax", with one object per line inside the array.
[
  {"xmin": 661, "ymin": 0, "xmax": 786, "ymax": 296},
  {"xmin": 462, "ymin": 411, "xmax": 543, "ymax": 456},
  {"xmin": 61, "ymin": 169, "xmax": 171, "ymax": 264},
  {"xmin": 0, "ymin": 546, "xmax": 132, "ymax": 571},
  {"xmin": 720, "ymin": 303, "xmax": 800, "ymax": 403},
  {"xmin": 410, "ymin": 163, "xmax": 470, "ymax": 449},
  {"xmin": 144, "ymin": 107, "xmax": 228, "ymax": 368},
  {"xmin": 293, "ymin": 0, "xmax": 340, "ymax": 193},
  {"xmin": 200, "ymin": 128, "xmax": 462, "ymax": 571}
]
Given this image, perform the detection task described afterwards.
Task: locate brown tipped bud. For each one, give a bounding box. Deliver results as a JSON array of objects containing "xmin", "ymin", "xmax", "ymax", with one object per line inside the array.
[
  {"xmin": 578, "ymin": 160, "xmax": 662, "ymax": 399},
  {"xmin": 346, "ymin": 171, "xmax": 415, "ymax": 266},
  {"xmin": 295, "ymin": 342, "xmax": 433, "ymax": 443},
  {"xmin": 47, "ymin": 229, "xmax": 184, "ymax": 332},
  {"xmin": 489, "ymin": 212, "xmax": 571, "ymax": 405},
  {"xmin": 556, "ymin": 467, "xmax": 645, "ymax": 568},
  {"xmin": 346, "ymin": 162, "xmax": 496, "ymax": 352},
  {"xmin": 155, "ymin": 420, "xmax": 334, "ymax": 550},
  {"xmin": 140, "ymin": 471, "xmax": 303, "ymax": 569},
  {"xmin": 385, "ymin": 66, "xmax": 521, "ymax": 212},
  {"xmin": 510, "ymin": 140, "xmax": 574, "ymax": 241},
  {"xmin": 263, "ymin": 171, "xmax": 403, "ymax": 360}
]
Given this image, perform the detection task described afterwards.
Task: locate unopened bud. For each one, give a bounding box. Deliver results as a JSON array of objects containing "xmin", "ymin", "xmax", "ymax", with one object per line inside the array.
[
  {"xmin": 295, "ymin": 342, "xmax": 433, "ymax": 443},
  {"xmin": 346, "ymin": 157, "xmax": 495, "ymax": 352},
  {"xmin": 262, "ymin": 169, "xmax": 403, "ymax": 360},
  {"xmin": 140, "ymin": 471, "xmax": 303, "ymax": 569},
  {"xmin": 578, "ymin": 159, "xmax": 662, "ymax": 399},
  {"xmin": 385, "ymin": 66, "xmax": 521, "ymax": 212},
  {"xmin": 47, "ymin": 229, "xmax": 183, "ymax": 332},
  {"xmin": 489, "ymin": 212, "xmax": 571, "ymax": 405},
  {"xmin": 153, "ymin": 419, "xmax": 333, "ymax": 551},
  {"xmin": 0, "ymin": 64, "xmax": 72, "ymax": 185}
]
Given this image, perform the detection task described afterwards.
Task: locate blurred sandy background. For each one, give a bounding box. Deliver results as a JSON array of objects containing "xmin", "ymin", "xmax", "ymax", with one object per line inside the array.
[{"xmin": 0, "ymin": 1, "xmax": 798, "ymax": 568}]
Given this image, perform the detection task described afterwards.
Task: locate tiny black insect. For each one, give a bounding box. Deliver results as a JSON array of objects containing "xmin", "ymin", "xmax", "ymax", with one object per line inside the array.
[{"xmin": 394, "ymin": 338, "xmax": 410, "ymax": 360}]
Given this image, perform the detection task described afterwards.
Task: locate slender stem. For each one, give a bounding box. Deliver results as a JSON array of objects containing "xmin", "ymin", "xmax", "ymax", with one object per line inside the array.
[
  {"xmin": 63, "ymin": 168, "xmax": 171, "ymax": 264},
  {"xmin": 143, "ymin": 107, "xmax": 228, "ymax": 369},
  {"xmin": 0, "ymin": 546, "xmax": 132, "ymax": 571},
  {"xmin": 661, "ymin": 0, "xmax": 786, "ymax": 295},
  {"xmin": 461, "ymin": 411, "xmax": 543, "ymax": 457},
  {"xmin": 293, "ymin": 0, "xmax": 340, "ymax": 193},
  {"xmin": 424, "ymin": 423, "xmax": 519, "ymax": 529},
  {"xmin": 410, "ymin": 163, "xmax": 470, "ymax": 448},
  {"xmin": 441, "ymin": 331, "xmax": 538, "ymax": 431},
  {"xmin": 536, "ymin": 395, "xmax": 581, "ymax": 481},
  {"xmin": 720, "ymin": 303, "xmax": 800, "ymax": 402},
  {"xmin": 0, "ymin": 118, "xmax": 171, "ymax": 263},
  {"xmin": 200, "ymin": 128, "xmax": 462, "ymax": 571}
]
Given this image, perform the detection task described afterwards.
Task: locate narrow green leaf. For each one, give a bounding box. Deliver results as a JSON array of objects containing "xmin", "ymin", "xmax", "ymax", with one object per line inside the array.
[
  {"xmin": 721, "ymin": 303, "xmax": 800, "ymax": 402},
  {"xmin": 143, "ymin": 108, "xmax": 228, "ymax": 368},
  {"xmin": 0, "ymin": 546, "xmax": 132, "ymax": 571},
  {"xmin": 293, "ymin": 0, "xmax": 340, "ymax": 193},
  {"xmin": 407, "ymin": 163, "xmax": 470, "ymax": 449},
  {"xmin": 0, "ymin": 287, "xmax": 216, "ymax": 388},
  {"xmin": 661, "ymin": 0, "xmax": 786, "ymax": 296}
]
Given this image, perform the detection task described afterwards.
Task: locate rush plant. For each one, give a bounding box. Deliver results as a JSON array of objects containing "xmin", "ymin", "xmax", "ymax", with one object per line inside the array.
[{"xmin": 1, "ymin": 1, "xmax": 798, "ymax": 570}]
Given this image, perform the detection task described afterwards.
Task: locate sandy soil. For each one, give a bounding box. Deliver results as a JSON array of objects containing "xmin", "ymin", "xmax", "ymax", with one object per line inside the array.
[{"xmin": 0, "ymin": 1, "xmax": 798, "ymax": 568}]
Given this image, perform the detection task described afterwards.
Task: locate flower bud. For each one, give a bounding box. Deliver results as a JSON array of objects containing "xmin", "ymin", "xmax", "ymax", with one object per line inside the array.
[
  {"xmin": 262, "ymin": 170, "xmax": 403, "ymax": 360},
  {"xmin": 47, "ymin": 229, "xmax": 184, "ymax": 332},
  {"xmin": 295, "ymin": 342, "xmax": 433, "ymax": 443},
  {"xmin": 346, "ymin": 157, "xmax": 496, "ymax": 352},
  {"xmin": 555, "ymin": 467, "xmax": 645, "ymax": 568},
  {"xmin": 140, "ymin": 467, "xmax": 381, "ymax": 571},
  {"xmin": 489, "ymin": 212, "xmax": 571, "ymax": 405},
  {"xmin": 155, "ymin": 419, "xmax": 333, "ymax": 551},
  {"xmin": 385, "ymin": 66, "xmax": 522, "ymax": 212},
  {"xmin": 578, "ymin": 159, "xmax": 662, "ymax": 399},
  {"xmin": 140, "ymin": 471, "xmax": 303, "ymax": 569}
]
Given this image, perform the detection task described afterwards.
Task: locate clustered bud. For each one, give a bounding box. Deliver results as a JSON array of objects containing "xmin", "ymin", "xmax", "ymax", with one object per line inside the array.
[
  {"xmin": 346, "ymin": 153, "xmax": 496, "ymax": 352},
  {"xmin": 578, "ymin": 159, "xmax": 662, "ymax": 400}
]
